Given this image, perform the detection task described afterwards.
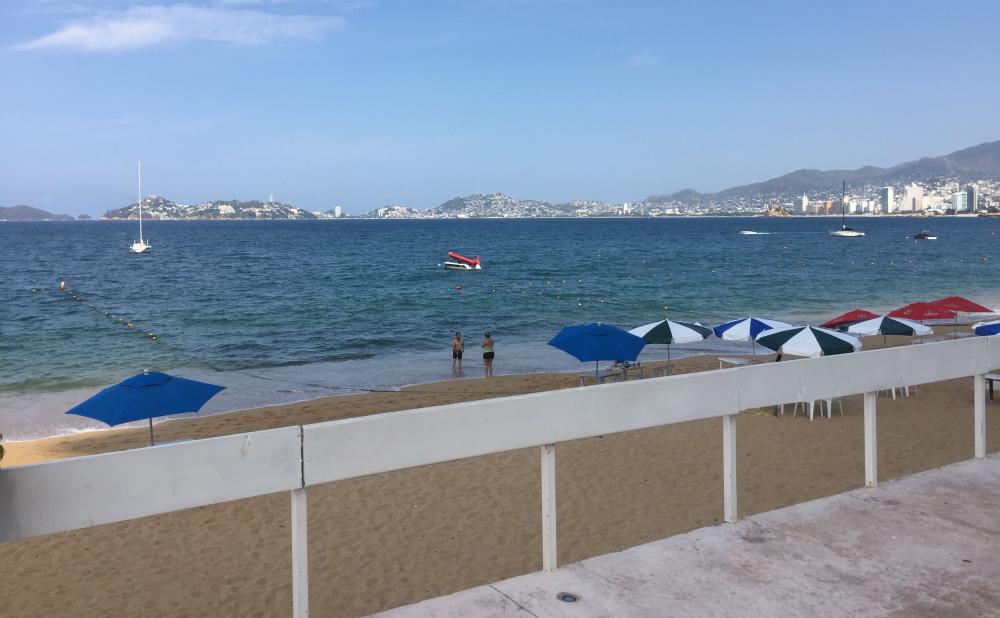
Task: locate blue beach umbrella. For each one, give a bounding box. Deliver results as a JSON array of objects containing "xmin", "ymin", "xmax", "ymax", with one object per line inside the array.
[
  {"xmin": 973, "ymin": 320, "xmax": 1000, "ymax": 336},
  {"xmin": 713, "ymin": 317, "xmax": 792, "ymax": 356},
  {"xmin": 548, "ymin": 322, "xmax": 646, "ymax": 377},
  {"xmin": 68, "ymin": 370, "xmax": 225, "ymax": 445}
]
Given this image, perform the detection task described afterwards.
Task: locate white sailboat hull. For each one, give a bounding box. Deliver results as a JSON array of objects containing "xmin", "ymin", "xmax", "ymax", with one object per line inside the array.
[
  {"xmin": 830, "ymin": 229, "xmax": 865, "ymax": 237},
  {"xmin": 130, "ymin": 241, "xmax": 152, "ymax": 254}
]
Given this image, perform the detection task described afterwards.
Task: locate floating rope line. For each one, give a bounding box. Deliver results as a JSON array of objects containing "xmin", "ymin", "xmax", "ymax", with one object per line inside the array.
[
  {"xmin": 35, "ymin": 280, "xmax": 405, "ymax": 394},
  {"xmin": 34, "ymin": 281, "xmax": 231, "ymax": 372}
]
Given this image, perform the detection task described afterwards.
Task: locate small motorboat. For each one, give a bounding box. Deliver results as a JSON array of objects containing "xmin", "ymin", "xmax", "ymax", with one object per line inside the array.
[
  {"xmin": 914, "ymin": 231, "xmax": 937, "ymax": 240},
  {"xmin": 739, "ymin": 230, "xmax": 771, "ymax": 235},
  {"xmin": 443, "ymin": 251, "xmax": 481, "ymax": 271}
]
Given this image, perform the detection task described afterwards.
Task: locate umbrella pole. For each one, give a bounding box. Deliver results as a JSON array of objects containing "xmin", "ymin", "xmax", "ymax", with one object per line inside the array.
[
  {"xmin": 667, "ymin": 344, "xmax": 671, "ymax": 361},
  {"xmin": 752, "ymin": 340, "xmax": 756, "ymax": 357},
  {"xmin": 149, "ymin": 418, "xmax": 155, "ymax": 446},
  {"xmin": 954, "ymin": 316, "xmax": 958, "ymax": 340},
  {"xmin": 595, "ymin": 361, "xmax": 598, "ymax": 380},
  {"xmin": 882, "ymin": 334, "xmax": 886, "ymax": 347}
]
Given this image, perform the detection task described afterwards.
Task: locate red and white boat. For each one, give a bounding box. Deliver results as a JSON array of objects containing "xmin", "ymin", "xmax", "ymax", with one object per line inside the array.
[{"xmin": 443, "ymin": 251, "xmax": 481, "ymax": 271}]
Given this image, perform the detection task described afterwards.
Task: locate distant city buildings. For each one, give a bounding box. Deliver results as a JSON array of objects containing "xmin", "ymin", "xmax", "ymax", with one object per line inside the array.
[
  {"xmin": 793, "ymin": 194, "xmax": 809, "ymax": 213},
  {"xmin": 334, "ymin": 206, "xmax": 342, "ymax": 218}
]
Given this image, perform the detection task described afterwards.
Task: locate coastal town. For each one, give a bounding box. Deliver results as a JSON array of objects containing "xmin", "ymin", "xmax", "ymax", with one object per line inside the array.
[{"xmin": 94, "ymin": 176, "xmax": 1000, "ymax": 221}]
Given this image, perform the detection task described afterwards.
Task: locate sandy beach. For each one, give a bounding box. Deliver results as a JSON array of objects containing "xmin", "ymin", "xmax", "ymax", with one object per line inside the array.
[{"xmin": 3, "ymin": 329, "xmax": 999, "ymax": 617}]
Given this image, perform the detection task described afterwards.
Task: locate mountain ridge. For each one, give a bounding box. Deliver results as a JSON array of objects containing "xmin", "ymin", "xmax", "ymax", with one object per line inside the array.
[{"xmin": 646, "ymin": 139, "xmax": 1000, "ymax": 204}]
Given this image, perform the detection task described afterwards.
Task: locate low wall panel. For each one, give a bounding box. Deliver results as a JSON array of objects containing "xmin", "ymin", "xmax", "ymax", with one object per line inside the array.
[{"xmin": 0, "ymin": 427, "xmax": 302, "ymax": 542}]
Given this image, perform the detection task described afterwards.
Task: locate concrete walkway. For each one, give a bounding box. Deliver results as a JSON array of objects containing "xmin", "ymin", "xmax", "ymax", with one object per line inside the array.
[{"xmin": 374, "ymin": 456, "xmax": 1000, "ymax": 617}]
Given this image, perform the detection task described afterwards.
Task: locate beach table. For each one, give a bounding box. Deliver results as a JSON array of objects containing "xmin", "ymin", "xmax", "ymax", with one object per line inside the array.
[{"xmin": 579, "ymin": 368, "xmax": 619, "ymax": 386}]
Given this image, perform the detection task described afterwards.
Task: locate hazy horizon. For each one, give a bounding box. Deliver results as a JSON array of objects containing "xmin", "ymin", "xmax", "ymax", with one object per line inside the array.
[{"xmin": 2, "ymin": 1, "xmax": 999, "ymax": 216}]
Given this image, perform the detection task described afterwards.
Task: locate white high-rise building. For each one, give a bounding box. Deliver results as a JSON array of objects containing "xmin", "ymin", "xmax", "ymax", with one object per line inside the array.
[
  {"xmin": 334, "ymin": 205, "xmax": 342, "ymax": 218},
  {"xmin": 793, "ymin": 194, "xmax": 809, "ymax": 214},
  {"xmin": 951, "ymin": 193, "xmax": 967, "ymax": 212},
  {"xmin": 900, "ymin": 184, "xmax": 924, "ymax": 212},
  {"xmin": 880, "ymin": 187, "xmax": 894, "ymax": 213}
]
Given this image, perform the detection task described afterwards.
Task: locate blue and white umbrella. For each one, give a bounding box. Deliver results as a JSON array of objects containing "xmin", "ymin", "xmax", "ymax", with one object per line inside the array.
[
  {"xmin": 713, "ymin": 317, "xmax": 792, "ymax": 355},
  {"xmin": 629, "ymin": 319, "xmax": 712, "ymax": 360},
  {"xmin": 755, "ymin": 325, "xmax": 861, "ymax": 358},
  {"xmin": 973, "ymin": 320, "xmax": 1000, "ymax": 336}
]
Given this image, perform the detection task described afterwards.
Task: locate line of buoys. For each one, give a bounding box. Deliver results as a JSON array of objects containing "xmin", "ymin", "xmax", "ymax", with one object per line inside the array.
[{"xmin": 51, "ymin": 280, "xmax": 161, "ymax": 343}]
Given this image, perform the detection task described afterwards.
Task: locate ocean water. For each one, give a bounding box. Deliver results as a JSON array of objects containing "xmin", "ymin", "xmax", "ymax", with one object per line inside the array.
[{"xmin": 2, "ymin": 217, "xmax": 999, "ymax": 439}]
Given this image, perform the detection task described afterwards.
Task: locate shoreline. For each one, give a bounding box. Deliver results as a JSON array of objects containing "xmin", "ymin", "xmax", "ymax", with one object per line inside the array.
[
  {"xmin": 2, "ymin": 353, "xmax": 725, "ymax": 466},
  {"xmin": 0, "ymin": 324, "xmax": 975, "ymax": 466}
]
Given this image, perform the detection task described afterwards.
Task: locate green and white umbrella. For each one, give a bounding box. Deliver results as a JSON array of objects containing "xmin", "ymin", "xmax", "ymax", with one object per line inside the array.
[
  {"xmin": 629, "ymin": 319, "xmax": 712, "ymax": 360},
  {"xmin": 755, "ymin": 325, "xmax": 861, "ymax": 358},
  {"xmin": 847, "ymin": 315, "xmax": 932, "ymax": 346}
]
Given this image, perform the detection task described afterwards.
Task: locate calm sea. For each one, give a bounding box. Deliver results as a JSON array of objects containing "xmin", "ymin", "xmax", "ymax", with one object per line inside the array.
[{"xmin": 2, "ymin": 217, "xmax": 998, "ymax": 439}]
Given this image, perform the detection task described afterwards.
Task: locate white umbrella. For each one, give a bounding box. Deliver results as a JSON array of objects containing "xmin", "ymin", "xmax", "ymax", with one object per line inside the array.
[
  {"xmin": 629, "ymin": 319, "xmax": 712, "ymax": 360},
  {"xmin": 755, "ymin": 325, "xmax": 861, "ymax": 358},
  {"xmin": 847, "ymin": 315, "xmax": 932, "ymax": 346}
]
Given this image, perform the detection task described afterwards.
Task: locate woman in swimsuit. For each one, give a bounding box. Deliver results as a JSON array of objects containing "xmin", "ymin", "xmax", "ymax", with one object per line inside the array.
[
  {"xmin": 481, "ymin": 331, "xmax": 495, "ymax": 377},
  {"xmin": 452, "ymin": 332, "xmax": 465, "ymax": 370}
]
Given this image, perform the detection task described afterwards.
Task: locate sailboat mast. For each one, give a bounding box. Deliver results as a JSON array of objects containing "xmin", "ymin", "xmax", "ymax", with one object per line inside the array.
[
  {"xmin": 841, "ymin": 180, "xmax": 846, "ymax": 229},
  {"xmin": 137, "ymin": 160, "xmax": 143, "ymax": 241}
]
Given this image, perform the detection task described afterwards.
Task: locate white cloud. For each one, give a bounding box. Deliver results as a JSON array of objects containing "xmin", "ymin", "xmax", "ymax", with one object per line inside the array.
[{"xmin": 16, "ymin": 3, "xmax": 344, "ymax": 51}]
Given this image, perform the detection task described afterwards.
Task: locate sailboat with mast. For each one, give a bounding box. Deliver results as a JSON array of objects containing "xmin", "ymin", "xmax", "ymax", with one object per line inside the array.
[
  {"xmin": 129, "ymin": 161, "xmax": 152, "ymax": 254},
  {"xmin": 829, "ymin": 180, "xmax": 864, "ymax": 237}
]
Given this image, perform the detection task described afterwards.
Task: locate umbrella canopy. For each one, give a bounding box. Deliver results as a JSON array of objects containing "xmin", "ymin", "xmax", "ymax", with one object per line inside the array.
[
  {"xmin": 548, "ymin": 322, "xmax": 646, "ymax": 363},
  {"xmin": 847, "ymin": 315, "xmax": 933, "ymax": 338},
  {"xmin": 973, "ymin": 320, "xmax": 1000, "ymax": 336},
  {"xmin": 68, "ymin": 371, "xmax": 225, "ymax": 444},
  {"xmin": 888, "ymin": 302, "xmax": 956, "ymax": 321},
  {"xmin": 712, "ymin": 317, "xmax": 791, "ymax": 341},
  {"xmin": 630, "ymin": 319, "xmax": 712, "ymax": 344},
  {"xmin": 629, "ymin": 319, "xmax": 712, "ymax": 361},
  {"xmin": 755, "ymin": 326, "xmax": 861, "ymax": 358},
  {"xmin": 820, "ymin": 309, "xmax": 879, "ymax": 330},
  {"xmin": 929, "ymin": 296, "xmax": 992, "ymax": 314}
]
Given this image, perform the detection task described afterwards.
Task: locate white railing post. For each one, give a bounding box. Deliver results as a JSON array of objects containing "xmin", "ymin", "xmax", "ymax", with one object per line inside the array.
[
  {"xmin": 864, "ymin": 392, "xmax": 877, "ymax": 488},
  {"xmin": 974, "ymin": 374, "xmax": 986, "ymax": 458},
  {"xmin": 541, "ymin": 443, "xmax": 557, "ymax": 572},
  {"xmin": 291, "ymin": 487, "xmax": 309, "ymax": 617},
  {"xmin": 722, "ymin": 414, "xmax": 737, "ymax": 523}
]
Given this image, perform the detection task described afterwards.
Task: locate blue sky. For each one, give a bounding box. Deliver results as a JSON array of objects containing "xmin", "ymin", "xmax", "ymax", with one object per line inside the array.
[{"xmin": 1, "ymin": 0, "xmax": 999, "ymax": 216}]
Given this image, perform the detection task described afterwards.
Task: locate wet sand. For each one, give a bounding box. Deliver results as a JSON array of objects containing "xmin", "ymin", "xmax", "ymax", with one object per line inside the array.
[{"xmin": 3, "ymin": 330, "xmax": 999, "ymax": 617}]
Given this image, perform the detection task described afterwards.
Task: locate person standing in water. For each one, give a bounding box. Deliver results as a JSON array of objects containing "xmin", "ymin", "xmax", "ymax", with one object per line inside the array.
[
  {"xmin": 481, "ymin": 331, "xmax": 495, "ymax": 377},
  {"xmin": 452, "ymin": 332, "xmax": 465, "ymax": 371}
]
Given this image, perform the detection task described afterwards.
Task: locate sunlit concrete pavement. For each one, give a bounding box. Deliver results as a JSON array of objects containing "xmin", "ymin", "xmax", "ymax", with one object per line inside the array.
[{"xmin": 373, "ymin": 455, "xmax": 1000, "ymax": 617}]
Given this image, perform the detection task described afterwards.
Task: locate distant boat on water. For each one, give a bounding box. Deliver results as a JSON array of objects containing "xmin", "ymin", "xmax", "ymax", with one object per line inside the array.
[
  {"xmin": 914, "ymin": 231, "xmax": 937, "ymax": 240},
  {"xmin": 738, "ymin": 230, "xmax": 771, "ymax": 235},
  {"xmin": 129, "ymin": 161, "xmax": 152, "ymax": 254},
  {"xmin": 830, "ymin": 180, "xmax": 864, "ymax": 237}
]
